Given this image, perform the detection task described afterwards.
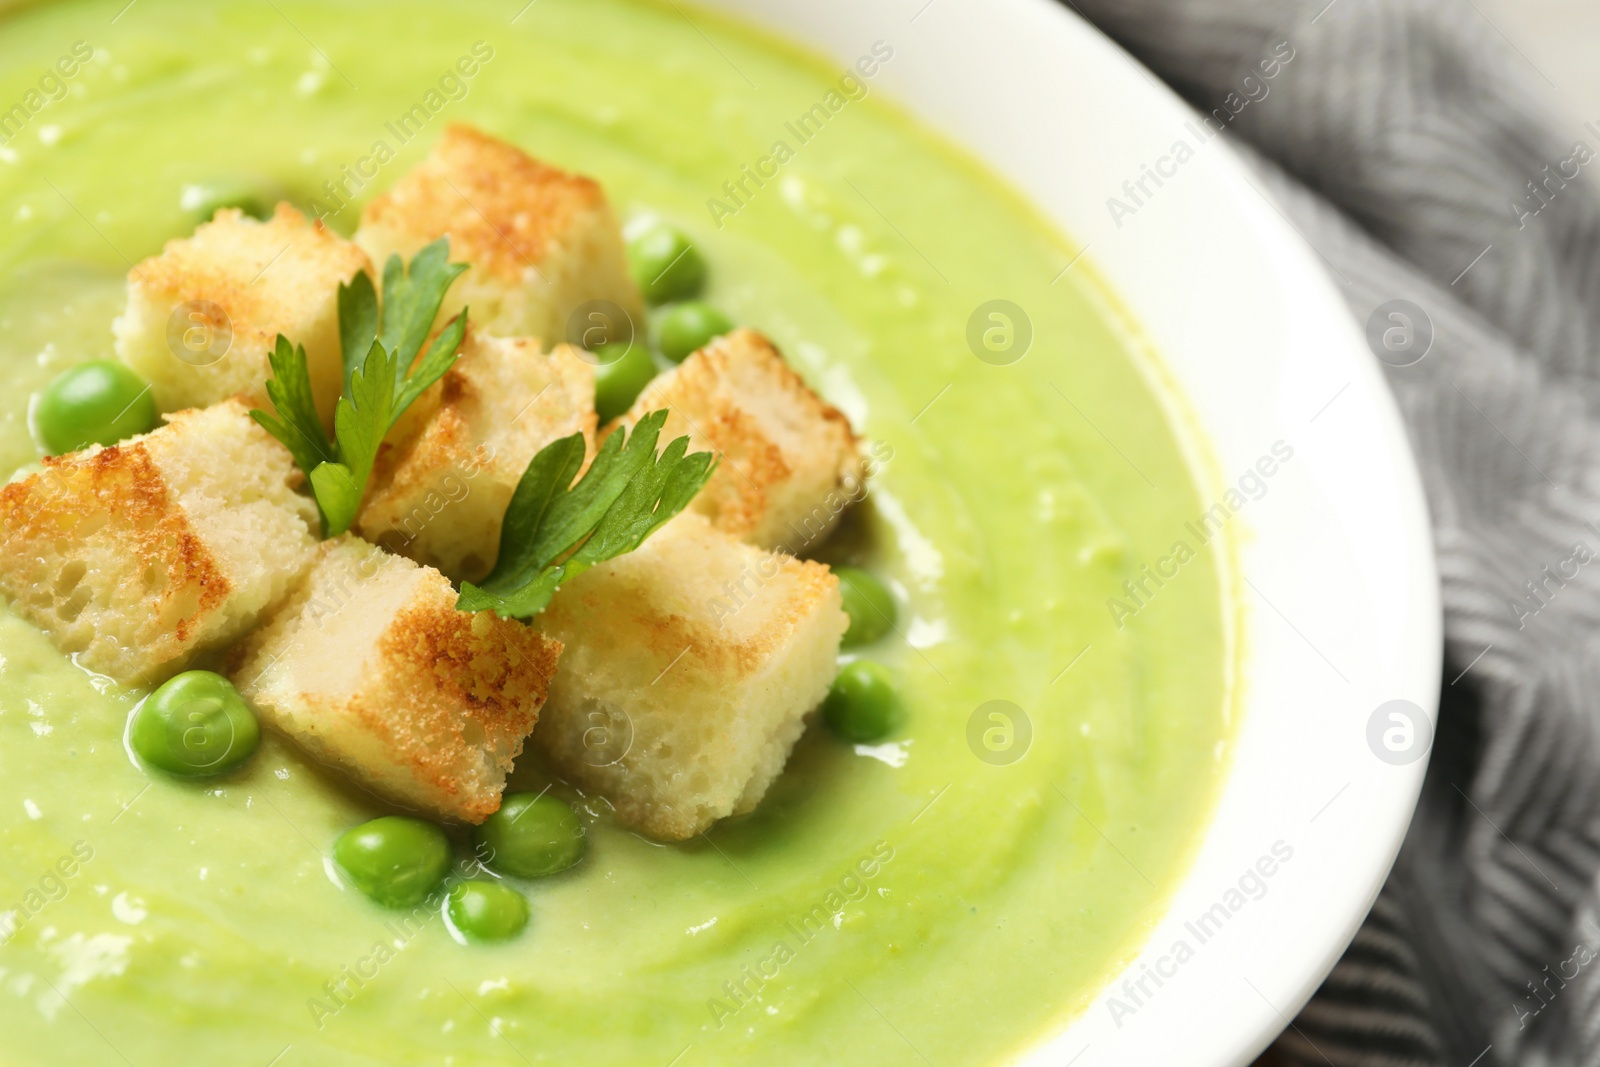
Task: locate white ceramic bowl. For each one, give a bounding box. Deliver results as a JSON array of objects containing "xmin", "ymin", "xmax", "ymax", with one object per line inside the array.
[{"xmin": 698, "ymin": 1, "xmax": 1442, "ymax": 1063}]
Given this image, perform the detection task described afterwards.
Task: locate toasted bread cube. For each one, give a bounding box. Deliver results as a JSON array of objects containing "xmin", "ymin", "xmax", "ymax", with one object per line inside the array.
[
  {"xmin": 613, "ymin": 329, "xmax": 864, "ymax": 551},
  {"xmin": 357, "ymin": 329, "xmax": 597, "ymax": 582},
  {"xmin": 355, "ymin": 125, "xmax": 643, "ymax": 345},
  {"xmin": 0, "ymin": 399, "xmax": 317, "ymax": 684},
  {"xmin": 114, "ymin": 205, "xmax": 372, "ymax": 425},
  {"xmin": 230, "ymin": 535, "xmax": 560, "ymax": 823},
  {"xmin": 535, "ymin": 513, "xmax": 847, "ymax": 840}
]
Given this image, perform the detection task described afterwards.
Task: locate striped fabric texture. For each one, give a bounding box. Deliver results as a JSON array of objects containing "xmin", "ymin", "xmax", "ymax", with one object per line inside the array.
[{"xmin": 1061, "ymin": 0, "xmax": 1600, "ymax": 1064}]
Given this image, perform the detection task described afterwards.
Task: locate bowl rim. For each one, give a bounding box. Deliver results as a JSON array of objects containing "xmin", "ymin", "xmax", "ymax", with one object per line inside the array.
[{"xmin": 689, "ymin": 0, "xmax": 1442, "ymax": 1063}]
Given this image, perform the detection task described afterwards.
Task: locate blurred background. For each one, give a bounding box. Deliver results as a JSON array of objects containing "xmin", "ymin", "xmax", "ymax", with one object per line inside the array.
[
  {"xmin": 1240, "ymin": 8, "xmax": 1600, "ymax": 1067},
  {"xmin": 1483, "ymin": 0, "xmax": 1599, "ymax": 121}
]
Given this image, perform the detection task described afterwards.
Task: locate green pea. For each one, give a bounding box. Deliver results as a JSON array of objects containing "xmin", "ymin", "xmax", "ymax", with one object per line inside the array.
[
  {"xmin": 657, "ymin": 302, "xmax": 734, "ymax": 363},
  {"xmin": 130, "ymin": 670, "xmax": 260, "ymax": 777},
  {"xmin": 32, "ymin": 361, "xmax": 159, "ymax": 456},
  {"xmin": 592, "ymin": 342, "xmax": 657, "ymax": 423},
  {"xmin": 836, "ymin": 567, "xmax": 897, "ymax": 648},
  {"xmin": 474, "ymin": 793, "xmax": 586, "ymax": 879},
  {"xmin": 447, "ymin": 881, "xmax": 530, "ymax": 942},
  {"xmin": 334, "ymin": 816, "xmax": 452, "ymax": 908},
  {"xmin": 180, "ymin": 177, "xmax": 289, "ymax": 222},
  {"xmin": 628, "ymin": 225, "xmax": 706, "ymax": 305},
  {"xmin": 822, "ymin": 660, "xmax": 902, "ymax": 743}
]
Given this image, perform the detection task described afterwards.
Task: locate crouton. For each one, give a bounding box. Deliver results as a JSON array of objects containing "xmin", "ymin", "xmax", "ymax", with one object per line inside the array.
[
  {"xmin": 230, "ymin": 535, "xmax": 560, "ymax": 824},
  {"xmin": 114, "ymin": 204, "xmax": 372, "ymax": 425},
  {"xmin": 355, "ymin": 124, "xmax": 644, "ymax": 346},
  {"xmin": 357, "ymin": 328, "xmax": 596, "ymax": 582},
  {"xmin": 0, "ymin": 399, "xmax": 317, "ymax": 685},
  {"xmin": 534, "ymin": 512, "xmax": 847, "ymax": 840},
  {"xmin": 611, "ymin": 328, "xmax": 864, "ymax": 551}
]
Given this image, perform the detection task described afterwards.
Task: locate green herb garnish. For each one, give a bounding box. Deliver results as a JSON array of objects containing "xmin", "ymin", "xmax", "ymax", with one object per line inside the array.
[
  {"xmin": 254, "ymin": 236, "xmax": 710, "ymax": 618},
  {"xmin": 456, "ymin": 410, "xmax": 716, "ymax": 620},
  {"xmin": 253, "ymin": 237, "xmax": 469, "ymax": 535}
]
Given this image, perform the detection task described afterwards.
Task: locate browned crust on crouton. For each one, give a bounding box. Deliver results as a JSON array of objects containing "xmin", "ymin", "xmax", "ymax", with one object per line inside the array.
[
  {"xmin": 360, "ymin": 124, "xmax": 607, "ymax": 282},
  {"xmin": 132, "ymin": 204, "xmax": 370, "ymax": 360},
  {"xmin": 374, "ymin": 342, "xmax": 596, "ymax": 495},
  {"xmin": 350, "ymin": 601, "xmax": 561, "ymax": 823},
  {"xmin": 359, "ymin": 331, "xmax": 597, "ymax": 577},
  {"xmin": 545, "ymin": 549, "xmax": 836, "ymax": 684},
  {"xmin": 611, "ymin": 329, "xmax": 862, "ymax": 543},
  {"xmin": 538, "ymin": 513, "xmax": 843, "ymax": 684},
  {"xmin": 534, "ymin": 513, "xmax": 847, "ymax": 840},
  {"xmin": 231, "ymin": 537, "xmax": 563, "ymax": 824},
  {"xmin": 366, "ymin": 393, "xmax": 473, "ymax": 522},
  {"xmin": 0, "ymin": 438, "xmax": 230, "ymax": 670}
]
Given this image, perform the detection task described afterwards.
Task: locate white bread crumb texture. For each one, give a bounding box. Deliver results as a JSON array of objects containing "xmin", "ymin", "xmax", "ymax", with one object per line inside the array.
[
  {"xmin": 617, "ymin": 328, "xmax": 866, "ymax": 551},
  {"xmin": 0, "ymin": 398, "xmax": 316, "ymax": 684},
  {"xmin": 114, "ymin": 204, "xmax": 371, "ymax": 426},
  {"xmin": 355, "ymin": 124, "xmax": 643, "ymax": 346},
  {"xmin": 3, "ymin": 126, "xmax": 884, "ymax": 840},
  {"xmin": 535, "ymin": 514, "xmax": 846, "ymax": 840},
  {"xmin": 231, "ymin": 534, "xmax": 560, "ymax": 824},
  {"xmin": 359, "ymin": 330, "xmax": 597, "ymax": 582}
]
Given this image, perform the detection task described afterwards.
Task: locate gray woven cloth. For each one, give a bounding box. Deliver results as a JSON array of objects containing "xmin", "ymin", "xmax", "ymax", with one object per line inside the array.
[{"xmin": 1060, "ymin": 0, "xmax": 1600, "ymax": 1063}]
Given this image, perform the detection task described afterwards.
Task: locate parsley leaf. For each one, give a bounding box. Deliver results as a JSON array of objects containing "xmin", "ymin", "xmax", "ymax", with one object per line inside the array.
[
  {"xmin": 309, "ymin": 339, "xmax": 397, "ymax": 535},
  {"xmin": 253, "ymin": 238, "xmax": 470, "ymax": 536},
  {"xmin": 456, "ymin": 410, "xmax": 717, "ymax": 619},
  {"xmin": 378, "ymin": 238, "xmax": 466, "ymax": 387},
  {"xmin": 252, "ymin": 335, "xmax": 335, "ymax": 482},
  {"xmin": 397, "ymin": 313, "xmax": 467, "ymax": 414},
  {"xmin": 336, "ymin": 270, "xmax": 378, "ymax": 394}
]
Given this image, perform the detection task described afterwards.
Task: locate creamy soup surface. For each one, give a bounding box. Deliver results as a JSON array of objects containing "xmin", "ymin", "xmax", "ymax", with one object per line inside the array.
[{"xmin": 0, "ymin": 2, "xmax": 1233, "ymax": 1064}]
